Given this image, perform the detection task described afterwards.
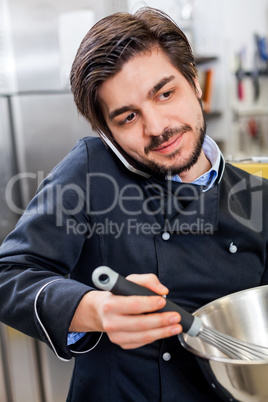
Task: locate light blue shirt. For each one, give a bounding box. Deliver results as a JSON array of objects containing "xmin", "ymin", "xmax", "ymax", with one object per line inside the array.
[
  {"xmin": 168, "ymin": 135, "xmax": 221, "ymax": 191},
  {"xmin": 67, "ymin": 331, "xmax": 85, "ymax": 345},
  {"xmin": 67, "ymin": 135, "xmax": 222, "ymax": 346}
]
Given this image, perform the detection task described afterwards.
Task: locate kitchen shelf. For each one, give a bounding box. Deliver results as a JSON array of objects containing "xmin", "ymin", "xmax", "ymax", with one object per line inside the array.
[
  {"xmin": 195, "ymin": 56, "xmax": 218, "ymax": 65},
  {"xmin": 243, "ymin": 69, "xmax": 268, "ymax": 77},
  {"xmin": 205, "ymin": 111, "xmax": 222, "ymax": 119}
]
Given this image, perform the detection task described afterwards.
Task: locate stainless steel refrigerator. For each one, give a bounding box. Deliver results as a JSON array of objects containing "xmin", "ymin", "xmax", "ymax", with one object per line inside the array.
[{"xmin": 0, "ymin": 0, "xmax": 128, "ymax": 401}]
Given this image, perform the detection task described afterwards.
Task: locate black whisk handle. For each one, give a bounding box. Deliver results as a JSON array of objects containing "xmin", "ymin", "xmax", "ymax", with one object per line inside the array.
[{"xmin": 92, "ymin": 266, "xmax": 202, "ymax": 336}]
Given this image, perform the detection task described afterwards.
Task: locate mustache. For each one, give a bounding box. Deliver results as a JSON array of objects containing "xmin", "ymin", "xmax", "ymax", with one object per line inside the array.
[{"xmin": 144, "ymin": 125, "xmax": 191, "ymax": 155}]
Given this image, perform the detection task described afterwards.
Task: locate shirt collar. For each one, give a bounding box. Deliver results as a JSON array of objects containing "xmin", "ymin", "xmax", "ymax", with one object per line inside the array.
[{"xmin": 168, "ymin": 135, "xmax": 223, "ymax": 191}]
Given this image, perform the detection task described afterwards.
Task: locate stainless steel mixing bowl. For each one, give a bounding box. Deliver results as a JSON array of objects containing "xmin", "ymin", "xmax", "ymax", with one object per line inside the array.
[{"xmin": 179, "ymin": 285, "xmax": 268, "ymax": 402}]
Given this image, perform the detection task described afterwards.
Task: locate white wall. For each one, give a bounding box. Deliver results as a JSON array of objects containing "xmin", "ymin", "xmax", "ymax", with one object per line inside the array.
[{"xmin": 128, "ymin": 0, "xmax": 268, "ymax": 156}]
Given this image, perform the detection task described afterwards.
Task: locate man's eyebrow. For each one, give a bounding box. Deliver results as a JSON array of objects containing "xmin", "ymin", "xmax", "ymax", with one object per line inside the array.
[
  {"xmin": 108, "ymin": 105, "xmax": 135, "ymax": 121},
  {"xmin": 108, "ymin": 75, "xmax": 176, "ymax": 121},
  {"xmin": 148, "ymin": 75, "xmax": 175, "ymax": 98}
]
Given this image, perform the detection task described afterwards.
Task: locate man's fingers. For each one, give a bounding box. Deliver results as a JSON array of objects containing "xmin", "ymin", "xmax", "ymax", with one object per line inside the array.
[
  {"xmin": 102, "ymin": 294, "xmax": 167, "ymax": 315},
  {"xmin": 108, "ymin": 321, "xmax": 183, "ymax": 349},
  {"xmin": 103, "ymin": 310, "xmax": 181, "ymax": 333},
  {"xmin": 126, "ymin": 273, "xmax": 169, "ymax": 296}
]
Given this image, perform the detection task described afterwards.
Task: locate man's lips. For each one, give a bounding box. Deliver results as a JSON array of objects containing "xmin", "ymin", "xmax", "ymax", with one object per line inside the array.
[{"xmin": 152, "ymin": 132, "xmax": 184, "ymax": 154}]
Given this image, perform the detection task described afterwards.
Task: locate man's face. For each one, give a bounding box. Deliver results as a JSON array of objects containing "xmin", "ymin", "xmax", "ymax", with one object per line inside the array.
[{"xmin": 98, "ymin": 48, "xmax": 206, "ymax": 177}]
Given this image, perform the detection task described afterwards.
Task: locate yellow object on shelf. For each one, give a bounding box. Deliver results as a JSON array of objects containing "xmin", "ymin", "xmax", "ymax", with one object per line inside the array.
[{"xmin": 231, "ymin": 163, "xmax": 268, "ymax": 179}]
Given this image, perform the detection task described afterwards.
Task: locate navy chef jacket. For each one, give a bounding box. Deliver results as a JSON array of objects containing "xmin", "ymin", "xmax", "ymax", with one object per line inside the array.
[{"xmin": 0, "ymin": 137, "xmax": 268, "ymax": 401}]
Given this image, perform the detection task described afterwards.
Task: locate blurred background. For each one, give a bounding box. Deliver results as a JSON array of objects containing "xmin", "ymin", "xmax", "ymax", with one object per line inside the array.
[{"xmin": 0, "ymin": 0, "xmax": 268, "ymax": 401}]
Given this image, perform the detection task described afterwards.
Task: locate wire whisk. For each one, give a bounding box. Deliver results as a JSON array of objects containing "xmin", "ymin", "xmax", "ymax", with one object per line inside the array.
[{"xmin": 92, "ymin": 266, "xmax": 268, "ymax": 361}]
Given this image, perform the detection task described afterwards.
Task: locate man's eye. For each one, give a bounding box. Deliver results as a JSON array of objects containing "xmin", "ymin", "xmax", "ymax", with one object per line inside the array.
[
  {"xmin": 121, "ymin": 112, "xmax": 137, "ymax": 125},
  {"xmin": 158, "ymin": 91, "xmax": 173, "ymax": 101},
  {"xmin": 126, "ymin": 112, "xmax": 136, "ymax": 121}
]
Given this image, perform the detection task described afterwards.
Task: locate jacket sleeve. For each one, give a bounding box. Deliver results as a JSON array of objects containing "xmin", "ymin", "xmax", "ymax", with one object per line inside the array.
[{"xmin": 0, "ymin": 139, "xmax": 101, "ymax": 360}]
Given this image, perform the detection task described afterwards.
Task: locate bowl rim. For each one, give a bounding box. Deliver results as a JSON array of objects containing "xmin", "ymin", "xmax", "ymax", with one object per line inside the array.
[{"xmin": 179, "ymin": 284, "xmax": 268, "ymax": 364}]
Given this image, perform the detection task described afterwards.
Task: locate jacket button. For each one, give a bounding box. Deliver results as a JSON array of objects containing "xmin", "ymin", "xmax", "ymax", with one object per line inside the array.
[
  {"xmin": 229, "ymin": 242, "xmax": 237, "ymax": 254},
  {"xmin": 162, "ymin": 352, "xmax": 171, "ymax": 361},
  {"xmin": 162, "ymin": 232, "xmax": 170, "ymax": 241}
]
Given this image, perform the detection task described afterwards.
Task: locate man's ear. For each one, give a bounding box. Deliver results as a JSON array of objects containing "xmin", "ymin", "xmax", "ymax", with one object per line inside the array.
[{"xmin": 194, "ymin": 79, "xmax": 202, "ymax": 99}]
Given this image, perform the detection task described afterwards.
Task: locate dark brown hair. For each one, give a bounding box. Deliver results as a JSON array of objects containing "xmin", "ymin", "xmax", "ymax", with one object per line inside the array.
[{"xmin": 70, "ymin": 7, "xmax": 197, "ymax": 139}]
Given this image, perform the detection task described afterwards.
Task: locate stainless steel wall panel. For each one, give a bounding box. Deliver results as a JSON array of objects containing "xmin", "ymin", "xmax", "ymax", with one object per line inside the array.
[
  {"xmin": 0, "ymin": 0, "xmax": 128, "ymax": 94},
  {"xmin": 0, "ymin": 0, "xmax": 18, "ymax": 94},
  {"xmin": 5, "ymin": 0, "xmax": 107, "ymax": 92},
  {"xmin": 11, "ymin": 92, "xmax": 93, "ymax": 208},
  {"xmin": 4, "ymin": 327, "xmax": 42, "ymax": 402},
  {"xmin": 0, "ymin": 96, "xmax": 20, "ymax": 242},
  {"xmin": 0, "ymin": 325, "xmax": 9, "ymax": 402},
  {"xmin": 39, "ymin": 343, "xmax": 74, "ymax": 402}
]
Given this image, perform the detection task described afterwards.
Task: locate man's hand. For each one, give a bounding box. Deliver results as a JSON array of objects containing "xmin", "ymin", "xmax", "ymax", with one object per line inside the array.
[{"xmin": 69, "ymin": 273, "xmax": 182, "ymax": 349}]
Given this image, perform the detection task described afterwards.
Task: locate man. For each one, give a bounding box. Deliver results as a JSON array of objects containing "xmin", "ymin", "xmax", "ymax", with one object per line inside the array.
[{"xmin": 0, "ymin": 7, "xmax": 267, "ymax": 402}]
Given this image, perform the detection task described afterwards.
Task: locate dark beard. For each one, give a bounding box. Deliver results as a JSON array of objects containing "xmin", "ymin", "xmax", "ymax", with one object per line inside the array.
[{"xmin": 132, "ymin": 121, "xmax": 206, "ymax": 178}]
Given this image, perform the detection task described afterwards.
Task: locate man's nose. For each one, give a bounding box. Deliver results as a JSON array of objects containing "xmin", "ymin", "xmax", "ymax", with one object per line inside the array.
[{"xmin": 143, "ymin": 107, "xmax": 169, "ymax": 137}]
